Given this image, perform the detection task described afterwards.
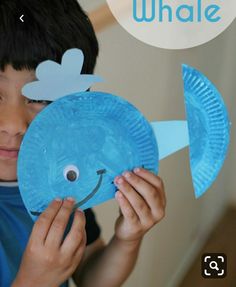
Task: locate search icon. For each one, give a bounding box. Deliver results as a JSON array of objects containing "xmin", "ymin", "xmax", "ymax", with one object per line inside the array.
[{"xmin": 209, "ymin": 261, "xmax": 219, "ymax": 271}]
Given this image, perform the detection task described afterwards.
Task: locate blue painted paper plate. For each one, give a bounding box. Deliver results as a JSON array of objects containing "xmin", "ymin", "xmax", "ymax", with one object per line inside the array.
[
  {"xmin": 182, "ymin": 64, "xmax": 230, "ymax": 198},
  {"xmin": 17, "ymin": 92, "xmax": 159, "ymax": 220}
]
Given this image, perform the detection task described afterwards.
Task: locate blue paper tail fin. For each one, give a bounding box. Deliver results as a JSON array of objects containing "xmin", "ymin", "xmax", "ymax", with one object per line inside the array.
[{"xmin": 151, "ymin": 121, "xmax": 189, "ymax": 160}]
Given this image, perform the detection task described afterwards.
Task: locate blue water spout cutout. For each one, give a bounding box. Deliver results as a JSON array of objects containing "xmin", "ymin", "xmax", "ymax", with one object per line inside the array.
[{"xmin": 18, "ymin": 49, "xmax": 231, "ymax": 220}]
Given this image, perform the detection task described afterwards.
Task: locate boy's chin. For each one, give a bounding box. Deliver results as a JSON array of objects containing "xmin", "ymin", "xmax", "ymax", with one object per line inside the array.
[{"xmin": 0, "ymin": 161, "xmax": 17, "ymax": 182}]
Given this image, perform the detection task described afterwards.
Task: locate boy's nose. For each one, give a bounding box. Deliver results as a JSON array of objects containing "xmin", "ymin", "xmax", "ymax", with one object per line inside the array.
[{"xmin": 0, "ymin": 105, "xmax": 29, "ymax": 137}]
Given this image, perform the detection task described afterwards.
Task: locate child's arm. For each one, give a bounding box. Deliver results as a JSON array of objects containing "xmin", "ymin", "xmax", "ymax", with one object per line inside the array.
[
  {"xmin": 72, "ymin": 168, "xmax": 166, "ymax": 287},
  {"xmin": 11, "ymin": 198, "xmax": 86, "ymax": 287}
]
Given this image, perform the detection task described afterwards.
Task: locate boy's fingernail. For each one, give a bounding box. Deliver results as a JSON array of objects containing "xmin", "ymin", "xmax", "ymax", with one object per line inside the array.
[
  {"xmin": 114, "ymin": 176, "xmax": 120, "ymax": 185},
  {"xmin": 117, "ymin": 177, "xmax": 124, "ymax": 184},
  {"xmin": 66, "ymin": 197, "xmax": 75, "ymax": 203},
  {"xmin": 54, "ymin": 198, "xmax": 62, "ymax": 202},
  {"xmin": 134, "ymin": 167, "xmax": 141, "ymax": 173},
  {"xmin": 123, "ymin": 171, "xmax": 131, "ymax": 178}
]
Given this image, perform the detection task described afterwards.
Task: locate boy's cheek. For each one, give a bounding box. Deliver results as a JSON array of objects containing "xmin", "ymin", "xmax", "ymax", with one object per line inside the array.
[{"xmin": 29, "ymin": 104, "xmax": 48, "ymax": 114}]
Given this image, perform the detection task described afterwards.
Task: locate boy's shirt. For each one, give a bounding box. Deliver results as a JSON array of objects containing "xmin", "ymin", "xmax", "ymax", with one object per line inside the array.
[{"xmin": 0, "ymin": 183, "xmax": 101, "ymax": 287}]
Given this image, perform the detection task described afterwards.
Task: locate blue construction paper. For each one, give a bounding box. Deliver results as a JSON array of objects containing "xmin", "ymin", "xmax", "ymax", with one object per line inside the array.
[
  {"xmin": 151, "ymin": 121, "xmax": 189, "ymax": 160},
  {"xmin": 22, "ymin": 49, "xmax": 103, "ymax": 101},
  {"xmin": 17, "ymin": 92, "xmax": 159, "ymax": 221},
  {"xmin": 182, "ymin": 64, "xmax": 231, "ymax": 198}
]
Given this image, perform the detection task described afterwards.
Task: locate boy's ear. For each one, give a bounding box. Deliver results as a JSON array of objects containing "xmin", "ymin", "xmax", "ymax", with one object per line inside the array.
[{"xmin": 151, "ymin": 121, "xmax": 189, "ymax": 160}]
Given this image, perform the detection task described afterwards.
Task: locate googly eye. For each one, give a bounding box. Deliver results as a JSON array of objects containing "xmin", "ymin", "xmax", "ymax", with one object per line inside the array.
[{"xmin": 63, "ymin": 165, "xmax": 80, "ymax": 182}]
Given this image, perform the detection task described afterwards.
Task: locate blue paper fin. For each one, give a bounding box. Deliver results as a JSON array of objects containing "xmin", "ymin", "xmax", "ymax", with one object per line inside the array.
[
  {"xmin": 62, "ymin": 49, "xmax": 84, "ymax": 75},
  {"xmin": 22, "ymin": 48, "xmax": 103, "ymax": 101},
  {"xmin": 36, "ymin": 61, "xmax": 63, "ymax": 80},
  {"xmin": 151, "ymin": 121, "xmax": 189, "ymax": 160}
]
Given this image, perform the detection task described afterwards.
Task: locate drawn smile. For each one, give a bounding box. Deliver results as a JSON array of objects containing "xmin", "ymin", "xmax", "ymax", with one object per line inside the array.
[{"xmin": 30, "ymin": 169, "xmax": 106, "ymax": 216}]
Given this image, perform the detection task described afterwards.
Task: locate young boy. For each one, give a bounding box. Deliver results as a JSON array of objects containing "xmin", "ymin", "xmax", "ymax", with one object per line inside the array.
[{"xmin": 0, "ymin": 1, "xmax": 166, "ymax": 286}]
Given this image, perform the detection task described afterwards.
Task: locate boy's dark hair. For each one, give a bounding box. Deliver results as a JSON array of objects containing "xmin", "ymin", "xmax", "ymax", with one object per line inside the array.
[{"xmin": 0, "ymin": 0, "xmax": 98, "ymax": 73}]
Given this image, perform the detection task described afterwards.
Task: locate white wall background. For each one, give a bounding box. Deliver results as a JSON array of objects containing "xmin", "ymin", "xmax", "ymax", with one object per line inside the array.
[{"xmin": 73, "ymin": 2, "xmax": 236, "ymax": 286}]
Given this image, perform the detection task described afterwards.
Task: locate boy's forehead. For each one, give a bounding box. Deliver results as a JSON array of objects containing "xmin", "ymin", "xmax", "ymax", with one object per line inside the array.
[{"xmin": 0, "ymin": 65, "xmax": 36, "ymax": 84}]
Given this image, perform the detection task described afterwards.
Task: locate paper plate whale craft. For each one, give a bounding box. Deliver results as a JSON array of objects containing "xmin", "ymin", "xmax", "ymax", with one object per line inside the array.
[{"xmin": 17, "ymin": 49, "xmax": 231, "ymax": 220}]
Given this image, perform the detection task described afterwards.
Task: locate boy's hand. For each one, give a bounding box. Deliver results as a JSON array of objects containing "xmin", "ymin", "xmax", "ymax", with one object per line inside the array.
[
  {"xmin": 12, "ymin": 198, "xmax": 86, "ymax": 287},
  {"xmin": 114, "ymin": 168, "xmax": 166, "ymax": 243}
]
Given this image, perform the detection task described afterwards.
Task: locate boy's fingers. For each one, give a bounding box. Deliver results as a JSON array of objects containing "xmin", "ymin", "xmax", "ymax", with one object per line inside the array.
[
  {"xmin": 61, "ymin": 209, "xmax": 86, "ymax": 256},
  {"xmin": 133, "ymin": 168, "xmax": 166, "ymax": 207},
  {"xmin": 115, "ymin": 191, "xmax": 139, "ymax": 223},
  {"xmin": 69, "ymin": 234, "xmax": 87, "ymax": 271},
  {"xmin": 31, "ymin": 199, "xmax": 63, "ymax": 244},
  {"xmin": 121, "ymin": 172, "xmax": 164, "ymax": 217},
  {"xmin": 116, "ymin": 178, "xmax": 152, "ymax": 222},
  {"xmin": 73, "ymin": 234, "xmax": 86, "ymax": 260},
  {"xmin": 45, "ymin": 198, "xmax": 75, "ymax": 248}
]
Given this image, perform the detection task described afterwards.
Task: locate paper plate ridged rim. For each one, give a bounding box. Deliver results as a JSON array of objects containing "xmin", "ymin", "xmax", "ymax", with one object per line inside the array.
[{"xmin": 182, "ymin": 64, "xmax": 230, "ymax": 198}]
